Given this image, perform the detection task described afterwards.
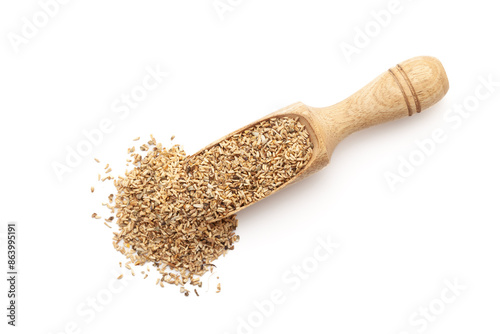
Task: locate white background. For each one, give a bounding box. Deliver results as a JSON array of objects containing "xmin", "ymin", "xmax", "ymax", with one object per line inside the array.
[{"xmin": 1, "ymin": 0, "xmax": 499, "ymax": 333}]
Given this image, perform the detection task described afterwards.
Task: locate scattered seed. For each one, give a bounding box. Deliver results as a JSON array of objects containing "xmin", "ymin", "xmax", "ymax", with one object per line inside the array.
[
  {"xmin": 117, "ymin": 274, "xmax": 123, "ymax": 280},
  {"xmin": 91, "ymin": 186, "xmax": 95, "ymax": 193},
  {"xmin": 133, "ymin": 137, "xmax": 140, "ymax": 141},
  {"xmin": 94, "ymin": 158, "xmax": 100, "ymax": 163}
]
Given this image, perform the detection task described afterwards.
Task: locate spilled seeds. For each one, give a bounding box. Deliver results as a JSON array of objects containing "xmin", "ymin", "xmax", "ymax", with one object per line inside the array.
[{"xmin": 95, "ymin": 116, "xmax": 313, "ymax": 295}]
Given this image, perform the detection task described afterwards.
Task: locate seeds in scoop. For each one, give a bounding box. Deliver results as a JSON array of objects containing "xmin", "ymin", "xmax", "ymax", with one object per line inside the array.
[{"xmin": 169, "ymin": 116, "xmax": 312, "ymax": 222}]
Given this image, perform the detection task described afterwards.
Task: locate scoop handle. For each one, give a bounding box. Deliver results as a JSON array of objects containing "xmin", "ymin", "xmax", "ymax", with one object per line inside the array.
[{"xmin": 311, "ymin": 56, "xmax": 449, "ymax": 156}]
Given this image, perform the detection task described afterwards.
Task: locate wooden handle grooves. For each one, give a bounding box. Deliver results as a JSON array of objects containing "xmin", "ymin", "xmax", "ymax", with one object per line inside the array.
[{"xmin": 388, "ymin": 64, "xmax": 422, "ymax": 116}]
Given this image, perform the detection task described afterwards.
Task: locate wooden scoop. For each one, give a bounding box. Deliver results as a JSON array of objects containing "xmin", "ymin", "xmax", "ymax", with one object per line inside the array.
[{"xmin": 196, "ymin": 56, "xmax": 449, "ymax": 220}]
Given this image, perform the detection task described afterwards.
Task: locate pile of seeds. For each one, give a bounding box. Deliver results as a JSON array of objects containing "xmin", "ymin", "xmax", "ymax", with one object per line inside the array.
[{"xmin": 97, "ymin": 116, "xmax": 313, "ymax": 294}]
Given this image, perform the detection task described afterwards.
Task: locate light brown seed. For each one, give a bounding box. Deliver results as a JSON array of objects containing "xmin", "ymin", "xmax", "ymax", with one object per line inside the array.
[{"xmin": 104, "ymin": 117, "xmax": 311, "ymax": 295}]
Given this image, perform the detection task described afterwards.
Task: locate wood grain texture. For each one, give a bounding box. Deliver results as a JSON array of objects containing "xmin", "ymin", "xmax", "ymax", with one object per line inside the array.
[
  {"xmin": 194, "ymin": 56, "xmax": 449, "ymax": 219},
  {"xmin": 307, "ymin": 56, "xmax": 449, "ymax": 158}
]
